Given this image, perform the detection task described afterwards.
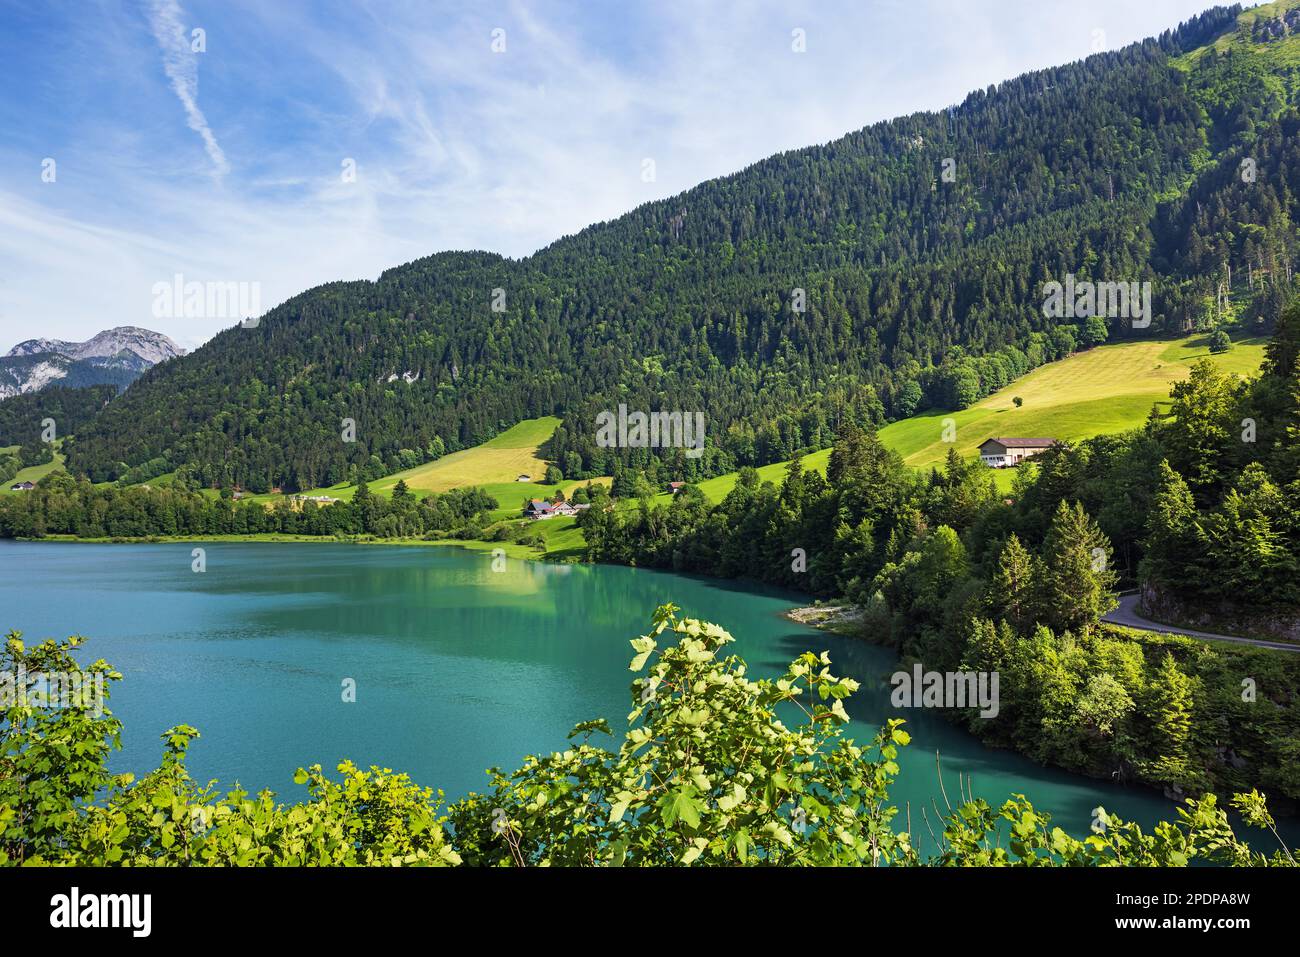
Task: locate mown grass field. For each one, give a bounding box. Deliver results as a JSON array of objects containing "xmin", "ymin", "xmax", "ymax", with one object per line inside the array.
[
  {"xmin": 117, "ymin": 418, "xmax": 590, "ymax": 514},
  {"xmin": 0, "ymin": 446, "xmax": 66, "ymax": 496},
  {"xmin": 372, "ymin": 417, "xmax": 559, "ymax": 495},
  {"xmin": 234, "ymin": 416, "xmax": 608, "ymax": 521},
  {"xmin": 679, "ymin": 333, "xmax": 1267, "ymax": 503}
]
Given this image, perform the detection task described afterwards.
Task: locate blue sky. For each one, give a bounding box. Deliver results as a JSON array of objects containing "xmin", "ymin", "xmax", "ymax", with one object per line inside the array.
[{"xmin": 0, "ymin": 0, "xmax": 1225, "ymax": 350}]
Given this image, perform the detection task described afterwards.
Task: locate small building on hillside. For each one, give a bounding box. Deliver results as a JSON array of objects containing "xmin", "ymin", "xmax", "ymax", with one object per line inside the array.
[
  {"xmin": 9, "ymin": 481, "xmax": 34, "ymax": 491},
  {"xmin": 290, "ymin": 494, "xmax": 339, "ymax": 507},
  {"xmin": 516, "ymin": 474, "xmax": 532, "ymax": 482},
  {"xmin": 524, "ymin": 499, "xmax": 555, "ymax": 519},
  {"xmin": 667, "ymin": 481, "xmax": 685, "ymax": 494},
  {"xmin": 525, "ymin": 498, "xmax": 580, "ymax": 519},
  {"xmin": 978, "ymin": 437, "xmax": 1057, "ymax": 468}
]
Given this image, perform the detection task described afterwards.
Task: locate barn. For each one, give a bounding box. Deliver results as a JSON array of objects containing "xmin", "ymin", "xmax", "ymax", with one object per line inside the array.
[{"xmin": 977, "ymin": 437, "xmax": 1056, "ymax": 468}]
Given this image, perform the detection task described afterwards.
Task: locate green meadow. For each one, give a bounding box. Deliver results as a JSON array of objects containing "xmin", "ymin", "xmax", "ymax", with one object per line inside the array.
[
  {"xmin": 238, "ymin": 416, "xmax": 608, "ymax": 520},
  {"xmin": 0, "ymin": 445, "xmax": 66, "ymax": 496},
  {"xmin": 680, "ymin": 333, "xmax": 1266, "ymax": 503}
]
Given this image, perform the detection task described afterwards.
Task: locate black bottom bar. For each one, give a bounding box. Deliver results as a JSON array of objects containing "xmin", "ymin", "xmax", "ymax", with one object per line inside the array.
[{"xmin": 1, "ymin": 865, "xmax": 1283, "ymax": 943}]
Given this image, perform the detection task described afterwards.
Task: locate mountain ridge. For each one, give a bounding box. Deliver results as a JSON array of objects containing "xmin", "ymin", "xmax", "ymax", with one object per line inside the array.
[
  {"xmin": 0, "ymin": 326, "xmax": 185, "ymax": 399},
  {"xmin": 4, "ymin": 325, "xmax": 185, "ymax": 364}
]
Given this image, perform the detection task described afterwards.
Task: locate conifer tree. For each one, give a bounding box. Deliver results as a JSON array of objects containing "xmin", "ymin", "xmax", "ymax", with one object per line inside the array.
[
  {"xmin": 1037, "ymin": 500, "xmax": 1118, "ymax": 634},
  {"xmin": 1145, "ymin": 652, "xmax": 1195, "ymax": 787},
  {"xmin": 987, "ymin": 533, "xmax": 1036, "ymax": 633},
  {"xmin": 1140, "ymin": 460, "xmax": 1203, "ymax": 592}
]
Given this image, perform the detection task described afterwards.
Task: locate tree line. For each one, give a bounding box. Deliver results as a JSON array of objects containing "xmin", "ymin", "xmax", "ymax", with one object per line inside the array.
[{"xmin": 0, "ymin": 476, "xmax": 498, "ymax": 542}]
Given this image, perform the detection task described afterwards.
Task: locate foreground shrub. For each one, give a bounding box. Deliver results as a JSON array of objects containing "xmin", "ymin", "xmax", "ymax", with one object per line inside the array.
[{"xmin": 1, "ymin": 611, "xmax": 1295, "ymax": 866}]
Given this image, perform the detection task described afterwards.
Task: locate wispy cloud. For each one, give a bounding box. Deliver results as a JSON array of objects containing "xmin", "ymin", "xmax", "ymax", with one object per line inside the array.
[{"xmin": 146, "ymin": 0, "xmax": 229, "ymax": 177}]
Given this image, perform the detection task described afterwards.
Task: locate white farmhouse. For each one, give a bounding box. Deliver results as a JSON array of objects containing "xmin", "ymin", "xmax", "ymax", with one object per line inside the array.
[{"xmin": 977, "ymin": 437, "xmax": 1056, "ymax": 468}]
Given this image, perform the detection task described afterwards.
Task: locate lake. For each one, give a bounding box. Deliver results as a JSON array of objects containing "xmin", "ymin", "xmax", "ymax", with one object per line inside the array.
[{"xmin": 2, "ymin": 539, "xmax": 1290, "ymax": 855}]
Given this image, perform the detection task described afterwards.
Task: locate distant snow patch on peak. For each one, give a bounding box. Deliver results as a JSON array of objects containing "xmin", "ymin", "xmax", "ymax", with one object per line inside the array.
[{"xmin": 0, "ymin": 326, "xmax": 186, "ymax": 397}]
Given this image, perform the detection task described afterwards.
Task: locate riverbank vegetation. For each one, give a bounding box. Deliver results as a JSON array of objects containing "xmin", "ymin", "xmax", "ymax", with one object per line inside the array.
[
  {"xmin": 3, "ymin": 607, "xmax": 1295, "ymax": 867},
  {"xmin": 578, "ymin": 305, "xmax": 1300, "ymax": 808},
  {"xmin": 0, "ymin": 477, "xmax": 506, "ymax": 543}
]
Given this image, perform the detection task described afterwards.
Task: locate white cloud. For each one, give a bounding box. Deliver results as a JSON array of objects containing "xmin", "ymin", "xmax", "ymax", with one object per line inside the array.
[{"xmin": 146, "ymin": 0, "xmax": 230, "ymax": 178}]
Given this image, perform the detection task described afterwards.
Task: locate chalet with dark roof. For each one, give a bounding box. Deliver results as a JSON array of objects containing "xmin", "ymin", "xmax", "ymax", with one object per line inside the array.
[
  {"xmin": 977, "ymin": 437, "xmax": 1057, "ymax": 468},
  {"xmin": 524, "ymin": 499, "xmax": 553, "ymax": 519}
]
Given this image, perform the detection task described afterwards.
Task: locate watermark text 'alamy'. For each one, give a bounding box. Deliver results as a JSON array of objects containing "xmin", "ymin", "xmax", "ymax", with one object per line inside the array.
[{"xmin": 596, "ymin": 404, "xmax": 705, "ymax": 459}]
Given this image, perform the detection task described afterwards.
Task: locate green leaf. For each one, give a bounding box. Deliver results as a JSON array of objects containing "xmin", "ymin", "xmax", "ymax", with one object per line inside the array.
[
  {"xmin": 734, "ymin": 828, "xmax": 751, "ymax": 863},
  {"xmin": 661, "ymin": 786, "xmax": 702, "ymax": 829},
  {"xmin": 680, "ymin": 837, "xmax": 709, "ymax": 865}
]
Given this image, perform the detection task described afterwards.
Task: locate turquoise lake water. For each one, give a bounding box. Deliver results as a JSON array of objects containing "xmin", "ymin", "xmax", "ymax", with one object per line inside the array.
[{"xmin": 2, "ymin": 539, "xmax": 1290, "ymax": 855}]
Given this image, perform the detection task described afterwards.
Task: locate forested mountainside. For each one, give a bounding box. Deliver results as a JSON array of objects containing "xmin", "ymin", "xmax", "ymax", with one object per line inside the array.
[
  {"xmin": 0, "ymin": 384, "xmax": 116, "ymax": 487},
  {"xmin": 0, "ymin": 384, "xmax": 116, "ymax": 448},
  {"xmin": 62, "ymin": 5, "xmax": 1300, "ymax": 493}
]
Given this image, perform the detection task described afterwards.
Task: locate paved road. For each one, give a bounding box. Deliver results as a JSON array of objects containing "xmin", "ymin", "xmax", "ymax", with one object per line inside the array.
[{"xmin": 1103, "ymin": 594, "xmax": 1300, "ymax": 653}]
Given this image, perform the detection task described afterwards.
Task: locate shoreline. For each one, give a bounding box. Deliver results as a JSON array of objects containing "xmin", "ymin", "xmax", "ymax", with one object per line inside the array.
[
  {"xmin": 22, "ymin": 536, "xmax": 1286, "ymax": 651},
  {"xmin": 2, "ymin": 533, "xmax": 559, "ymax": 563},
  {"xmin": 782, "ymin": 603, "xmax": 868, "ymax": 636}
]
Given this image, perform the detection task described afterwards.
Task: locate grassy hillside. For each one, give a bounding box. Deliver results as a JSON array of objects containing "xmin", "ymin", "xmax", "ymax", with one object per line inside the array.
[
  {"xmin": 0, "ymin": 446, "xmax": 66, "ymax": 496},
  {"xmin": 874, "ymin": 334, "xmax": 1265, "ymax": 474},
  {"xmin": 240, "ymin": 417, "xmax": 607, "ymax": 521},
  {"xmin": 369, "ymin": 417, "xmax": 558, "ymax": 495},
  {"xmin": 682, "ymin": 333, "xmax": 1266, "ymax": 503},
  {"xmin": 7, "ymin": 335, "xmax": 1267, "ymax": 562},
  {"xmin": 172, "ymin": 334, "xmax": 1265, "ymax": 516}
]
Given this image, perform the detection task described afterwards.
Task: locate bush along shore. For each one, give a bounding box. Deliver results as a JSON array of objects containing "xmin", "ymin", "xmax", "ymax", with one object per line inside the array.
[{"xmin": 3, "ymin": 606, "xmax": 1297, "ymax": 867}]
